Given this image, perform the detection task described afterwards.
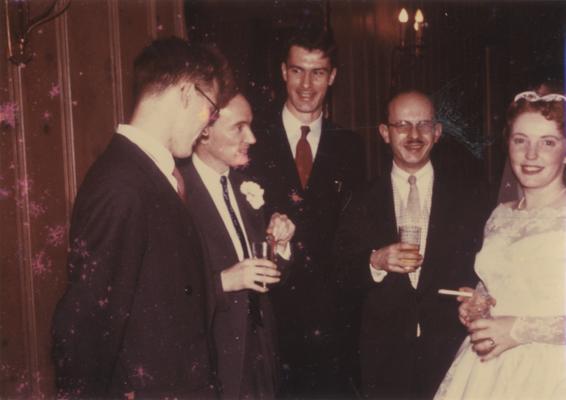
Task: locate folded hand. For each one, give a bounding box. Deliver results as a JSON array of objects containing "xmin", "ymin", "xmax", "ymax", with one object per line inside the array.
[{"xmin": 369, "ymin": 242, "xmax": 422, "ymax": 274}]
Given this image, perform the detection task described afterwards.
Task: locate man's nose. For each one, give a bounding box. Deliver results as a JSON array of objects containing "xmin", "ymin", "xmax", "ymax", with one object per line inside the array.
[
  {"xmin": 408, "ymin": 124, "xmax": 420, "ymax": 139},
  {"xmin": 245, "ymin": 127, "xmax": 256, "ymax": 144},
  {"xmin": 300, "ymin": 72, "xmax": 312, "ymax": 88}
]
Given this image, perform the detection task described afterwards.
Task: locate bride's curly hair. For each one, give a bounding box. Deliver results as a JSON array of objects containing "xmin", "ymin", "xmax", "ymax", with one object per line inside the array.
[{"xmin": 505, "ymin": 94, "xmax": 564, "ymax": 140}]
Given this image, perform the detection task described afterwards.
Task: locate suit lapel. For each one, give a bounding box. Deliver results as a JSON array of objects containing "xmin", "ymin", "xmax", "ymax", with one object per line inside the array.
[
  {"xmin": 183, "ymin": 162, "xmax": 240, "ymax": 268},
  {"xmin": 306, "ymin": 119, "xmax": 334, "ymax": 193},
  {"xmin": 417, "ymin": 168, "xmax": 448, "ymax": 292},
  {"xmin": 271, "ymin": 117, "xmax": 304, "ymax": 194}
]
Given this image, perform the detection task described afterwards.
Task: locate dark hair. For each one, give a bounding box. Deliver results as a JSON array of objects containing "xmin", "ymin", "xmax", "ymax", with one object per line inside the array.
[
  {"xmin": 283, "ymin": 24, "xmax": 337, "ymax": 67},
  {"xmin": 505, "ymin": 97, "xmax": 565, "ymax": 139},
  {"xmin": 133, "ymin": 36, "xmax": 235, "ymax": 107}
]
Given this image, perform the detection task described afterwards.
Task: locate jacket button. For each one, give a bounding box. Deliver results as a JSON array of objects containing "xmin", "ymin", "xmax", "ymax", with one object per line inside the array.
[{"xmin": 184, "ymin": 285, "xmax": 193, "ymax": 295}]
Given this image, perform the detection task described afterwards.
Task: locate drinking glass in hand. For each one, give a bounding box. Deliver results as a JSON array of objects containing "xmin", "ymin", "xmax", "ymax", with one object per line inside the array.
[
  {"xmin": 467, "ymin": 282, "xmax": 493, "ymax": 322},
  {"xmin": 251, "ymin": 241, "xmax": 273, "ymax": 288},
  {"xmin": 399, "ymin": 225, "xmax": 421, "ymax": 254}
]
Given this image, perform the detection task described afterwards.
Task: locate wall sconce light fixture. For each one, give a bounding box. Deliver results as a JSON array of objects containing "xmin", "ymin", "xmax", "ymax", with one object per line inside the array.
[
  {"xmin": 4, "ymin": 0, "xmax": 72, "ymax": 66},
  {"xmin": 397, "ymin": 6, "xmax": 426, "ymax": 54}
]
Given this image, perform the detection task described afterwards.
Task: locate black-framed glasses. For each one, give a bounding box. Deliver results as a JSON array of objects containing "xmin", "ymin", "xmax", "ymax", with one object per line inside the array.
[
  {"xmin": 195, "ymin": 85, "xmax": 220, "ymax": 125},
  {"xmin": 388, "ymin": 120, "xmax": 437, "ymax": 135}
]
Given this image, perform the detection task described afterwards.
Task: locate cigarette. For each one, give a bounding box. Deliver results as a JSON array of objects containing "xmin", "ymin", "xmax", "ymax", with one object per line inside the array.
[{"xmin": 438, "ymin": 289, "xmax": 473, "ymax": 298}]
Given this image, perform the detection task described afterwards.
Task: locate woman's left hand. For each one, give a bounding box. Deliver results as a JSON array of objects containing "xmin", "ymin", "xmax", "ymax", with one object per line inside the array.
[{"xmin": 468, "ymin": 316, "xmax": 520, "ymax": 361}]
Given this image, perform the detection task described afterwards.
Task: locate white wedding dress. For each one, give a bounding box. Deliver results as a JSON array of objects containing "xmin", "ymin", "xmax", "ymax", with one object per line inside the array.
[{"xmin": 435, "ymin": 203, "xmax": 566, "ymax": 400}]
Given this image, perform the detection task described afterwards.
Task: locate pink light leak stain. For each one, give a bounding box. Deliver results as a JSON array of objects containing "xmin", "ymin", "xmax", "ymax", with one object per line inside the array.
[
  {"xmin": 0, "ymin": 188, "xmax": 10, "ymax": 200},
  {"xmin": 29, "ymin": 201, "xmax": 47, "ymax": 218},
  {"xmin": 17, "ymin": 177, "xmax": 32, "ymax": 197},
  {"xmin": 49, "ymin": 83, "xmax": 61, "ymax": 99},
  {"xmin": 42, "ymin": 110, "xmax": 52, "ymax": 121},
  {"xmin": 133, "ymin": 365, "xmax": 153, "ymax": 386},
  {"xmin": 31, "ymin": 250, "xmax": 53, "ymax": 277},
  {"xmin": 157, "ymin": 24, "xmax": 164, "ymax": 31},
  {"xmin": 46, "ymin": 224, "xmax": 66, "ymax": 247},
  {"xmin": 0, "ymin": 101, "xmax": 18, "ymax": 128},
  {"xmin": 289, "ymin": 190, "xmax": 303, "ymax": 204},
  {"xmin": 97, "ymin": 298, "xmax": 109, "ymax": 308},
  {"xmin": 72, "ymin": 238, "xmax": 90, "ymax": 258}
]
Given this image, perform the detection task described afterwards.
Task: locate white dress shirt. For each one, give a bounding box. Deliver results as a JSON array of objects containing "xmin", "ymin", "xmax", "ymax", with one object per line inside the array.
[
  {"xmin": 370, "ymin": 160, "xmax": 434, "ymax": 289},
  {"xmin": 116, "ymin": 124, "xmax": 179, "ymax": 192},
  {"xmin": 192, "ymin": 153, "xmax": 251, "ymax": 261},
  {"xmin": 282, "ymin": 105, "xmax": 323, "ymax": 159}
]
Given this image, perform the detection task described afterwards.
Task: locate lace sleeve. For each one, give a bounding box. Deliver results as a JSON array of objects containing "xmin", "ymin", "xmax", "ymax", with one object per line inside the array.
[{"xmin": 510, "ymin": 316, "xmax": 566, "ymax": 345}]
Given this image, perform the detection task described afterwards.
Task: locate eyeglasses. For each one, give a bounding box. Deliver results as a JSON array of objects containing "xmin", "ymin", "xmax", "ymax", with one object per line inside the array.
[
  {"xmin": 388, "ymin": 120, "xmax": 437, "ymax": 135},
  {"xmin": 195, "ymin": 85, "xmax": 220, "ymax": 125}
]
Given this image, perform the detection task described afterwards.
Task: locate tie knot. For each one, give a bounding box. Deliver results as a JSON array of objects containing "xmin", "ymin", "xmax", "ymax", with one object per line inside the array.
[
  {"xmin": 408, "ymin": 175, "xmax": 417, "ymax": 185},
  {"xmin": 300, "ymin": 125, "xmax": 310, "ymax": 138},
  {"xmin": 220, "ymin": 175, "xmax": 228, "ymax": 187}
]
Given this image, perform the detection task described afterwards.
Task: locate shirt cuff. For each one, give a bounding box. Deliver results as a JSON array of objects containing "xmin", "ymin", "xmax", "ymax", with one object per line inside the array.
[
  {"xmin": 276, "ymin": 242, "xmax": 291, "ymax": 260},
  {"xmin": 369, "ymin": 264, "xmax": 388, "ymax": 282}
]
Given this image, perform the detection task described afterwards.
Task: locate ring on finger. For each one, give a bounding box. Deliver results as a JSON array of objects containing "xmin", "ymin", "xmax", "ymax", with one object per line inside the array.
[{"xmin": 487, "ymin": 338, "xmax": 496, "ymax": 347}]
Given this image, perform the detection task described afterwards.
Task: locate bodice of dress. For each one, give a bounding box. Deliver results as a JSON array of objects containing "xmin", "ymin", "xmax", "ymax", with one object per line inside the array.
[{"xmin": 475, "ymin": 203, "xmax": 566, "ymax": 318}]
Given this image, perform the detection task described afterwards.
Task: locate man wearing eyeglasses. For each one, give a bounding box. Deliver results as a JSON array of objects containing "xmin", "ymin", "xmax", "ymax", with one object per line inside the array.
[
  {"xmin": 335, "ymin": 90, "xmax": 490, "ymax": 399},
  {"xmin": 52, "ymin": 37, "xmax": 234, "ymax": 398}
]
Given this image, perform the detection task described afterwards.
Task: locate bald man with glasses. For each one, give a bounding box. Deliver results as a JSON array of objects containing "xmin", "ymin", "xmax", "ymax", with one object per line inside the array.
[{"xmin": 335, "ymin": 90, "xmax": 491, "ymax": 399}]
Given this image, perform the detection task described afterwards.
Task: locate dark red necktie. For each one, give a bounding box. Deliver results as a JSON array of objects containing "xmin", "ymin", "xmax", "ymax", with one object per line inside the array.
[
  {"xmin": 172, "ymin": 167, "xmax": 187, "ymax": 203},
  {"xmin": 295, "ymin": 125, "xmax": 313, "ymax": 188}
]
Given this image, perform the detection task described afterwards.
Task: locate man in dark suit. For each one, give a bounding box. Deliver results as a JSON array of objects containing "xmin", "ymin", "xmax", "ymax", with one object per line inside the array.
[
  {"xmin": 245, "ymin": 25, "xmax": 366, "ymax": 397},
  {"xmin": 334, "ymin": 90, "xmax": 490, "ymax": 399},
  {"xmin": 179, "ymin": 93, "xmax": 295, "ymax": 399},
  {"xmin": 51, "ymin": 37, "xmax": 234, "ymax": 398}
]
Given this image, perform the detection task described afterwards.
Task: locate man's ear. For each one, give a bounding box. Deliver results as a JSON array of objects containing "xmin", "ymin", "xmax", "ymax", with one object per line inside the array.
[
  {"xmin": 433, "ymin": 122, "xmax": 442, "ymax": 143},
  {"xmin": 281, "ymin": 62, "xmax": 288, "ymax": 82},
  {"xmin": 180, "ymin": 83, "xmax": 194, "ymax": 108},
  {"xmin": 378, "ymin": 123, "xmax": 391, "ymax": 143},
  {"xmin": 328, "ymin": 67, "xmax": 337, "ymax": 86}
]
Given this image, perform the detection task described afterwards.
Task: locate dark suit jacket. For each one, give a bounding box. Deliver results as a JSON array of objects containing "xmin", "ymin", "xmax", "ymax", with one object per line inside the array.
[
  {"xmin": 245, "ymin": 110, "xmax": 366, "ymax": 393},
  {"xmin": 181, "ymin": 161, "xmax": 279, "ymax": 398},
  {"xmin": 51, "ymin": 135, "xmax": 217, "ymax": 398},
  {"xmin": 334, "ymin": 159, "xmax": 490, "ymax": 399}
]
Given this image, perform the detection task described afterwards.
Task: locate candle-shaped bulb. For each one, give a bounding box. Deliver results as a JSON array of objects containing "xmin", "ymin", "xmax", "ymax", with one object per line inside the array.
[
  {"xmin": 414, "ymin": 22, "xmax": 419, "ymax": 32},
  {"xmin": 415, "ymin": 9, "xmax": 424, "ymax": 23},
  {"xmin": 398, "ymin": 8, "xmax": 409, "ymax": 23}
]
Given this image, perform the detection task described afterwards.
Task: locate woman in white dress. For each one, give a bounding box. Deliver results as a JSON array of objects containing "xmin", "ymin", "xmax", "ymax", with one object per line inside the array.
[{"xmin": 435, "ymin": 90, "xmax": 566, "ymax": 400}]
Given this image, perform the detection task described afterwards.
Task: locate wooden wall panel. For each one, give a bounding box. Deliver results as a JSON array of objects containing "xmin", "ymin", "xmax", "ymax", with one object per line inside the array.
[
  {"xmin": 67, "ymin": 0, "xmax": 116, "ymax": 186},
  {"xmin": 0, "ymin": 1, "xmax": 187, "ymax": 398}
]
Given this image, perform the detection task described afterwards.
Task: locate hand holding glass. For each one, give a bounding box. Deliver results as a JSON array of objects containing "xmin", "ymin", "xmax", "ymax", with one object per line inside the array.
[{"xmin": 251, "ymin": 241, "xmax": 274, "ymax": 288}]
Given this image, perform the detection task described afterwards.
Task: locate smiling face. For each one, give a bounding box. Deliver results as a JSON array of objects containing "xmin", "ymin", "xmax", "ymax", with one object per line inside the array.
[
  {"xmin": 281, "ymin": 45, "xmax": 337, "ymax": 124},
  {"xmin": 196, "ymin": 94, "xmax": 256, "ymax": 173},
  {"xmin": 379, "ymin": 92, "xmax": 442, "ymax": 173},
  {"xmin": 509, "ymin": 112, "xmax": 566, "ymax": 192}
]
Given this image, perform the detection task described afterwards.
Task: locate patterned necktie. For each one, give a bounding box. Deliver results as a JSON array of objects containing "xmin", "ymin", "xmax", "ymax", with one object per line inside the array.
[
  {"xmin": 295, "ymin": 125, "xmax": 313, "ymax": 188},
  {"xmin": 220, "ymin": 176, "xmax": 262, "ymax": 327},
  {"xmin": 406, "ymin": 175, "xmax": 421, "ymax": 225},
  {"xmin": 172, "ymin": 167, "xmax": 187, "ymax": 203}
]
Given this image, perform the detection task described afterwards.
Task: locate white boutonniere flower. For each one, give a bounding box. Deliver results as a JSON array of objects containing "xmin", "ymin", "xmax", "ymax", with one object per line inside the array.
[{"xmin": 240, "ymin": 181, "xmax": 265, "ymax": 210}]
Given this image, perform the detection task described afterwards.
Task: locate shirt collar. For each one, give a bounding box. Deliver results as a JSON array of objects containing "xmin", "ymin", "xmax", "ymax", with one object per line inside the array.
[
  {"xmin": 116, "ymin": 124, "xmax": 175, "ymax": 176},
  {"xmin": 192, "ymin": 152, "xmax": 229, "ymax": 185},
  {"xmin": 391, "ymin": 160, "xmax": 434, "ymax": 183},
  {"xmin": 282, "ymin": 105, "xmax": 323, "ymax": 139}
]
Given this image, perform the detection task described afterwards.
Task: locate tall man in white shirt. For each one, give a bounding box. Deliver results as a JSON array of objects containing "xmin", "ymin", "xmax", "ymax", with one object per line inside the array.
[
  {"xmin": 245, "ymin": 25, "xmax": 366, "ymax": 397},
  {"xmin": 52, "ymin": 37, "xmax": 234, "ymax": 398},
  {"xmin": 179, "ymin": 93, "xmax": 296, "ymax": 399},
  {"xmin": 335, "ymin": 90, "xmax": 490, "ymax": 399}
]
